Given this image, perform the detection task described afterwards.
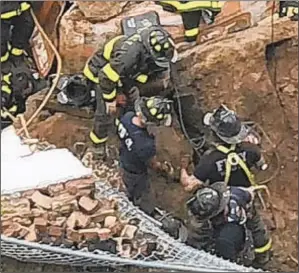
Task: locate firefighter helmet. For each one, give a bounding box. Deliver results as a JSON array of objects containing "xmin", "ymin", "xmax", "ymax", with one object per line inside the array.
[
  {"xmin": 135, "ymin": 96, "xmax": 173, "ymax": 127},
  {"xmin": 203, "ymin": 104, "xmax": 250, "ymax": 144},
  {"xmin": 141, "ymin": 26, "xmax": 178, "ymax": 68},
  {"xmin": 186, "ymin": 182, "xmax": 230, "ymax": 221}
]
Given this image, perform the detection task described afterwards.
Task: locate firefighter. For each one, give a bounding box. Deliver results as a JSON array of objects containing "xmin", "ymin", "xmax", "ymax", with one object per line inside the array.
[
  {"xmin": 157, "ymin": 1, "xmax": 224, "ymax": 42},
  {"xmin": 116, "ymin": 96, "xmax": 174, "ymax": 215},
  {"xmin": 180, "ymin": 104, "xmax": 268, "ymax": 191},
  {"xmin": 1, "ymin": 1, "xmax": 34, "ymax": 75},
  {"xmin": 279, "ymin": 1, "xmax": 298, "ymax": 21},
  {"xmin": 185, "ymin": 182, "xmax": 272, "ymax": 267}
]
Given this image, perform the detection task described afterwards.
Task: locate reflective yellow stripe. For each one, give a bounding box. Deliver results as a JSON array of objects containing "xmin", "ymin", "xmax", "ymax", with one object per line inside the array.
[
  {"xmin": 159, "ymin": 1, "xmax": 223, "ymax": 12},
  {"xmin": 115, "ymin": 118, "xmax": 120, "ymax": 126},
  {"xmin": 20, "ymin": 2, "xmax": 31, "ymax": 11},
  {"xmin": 1, "ymin": 105, "xmax": 18, "ymax": 118},
  {"xmin": 1, "ymin": 85, "xmax": 12, "ymax": 94},
  {"xmin": 136, "ymin": 74, "xmax": 148, "ymax": 83},
  {"xmin": 216, "ymin": 144, "xmax": 256, "ymax": 186},
  {"xmin": 103, "ymin": 36, "xmax": 123, "ymax": 60},
  {"xmin": 1, "ymin": 10, "xmax": 20, "ymax": 19},
  {"xmin": 102, "ymin": 63, "xmax": 120, "ymax": 83},
  {"xmin": 83, "ymin": 64, "xmax": 99, "ymax": 84},
  {"xmin": 1, "ymin": 51, "xmax": 9, "ymax": 63},
  {"xmin": 288, "ymin": 7, "xmax": 299, "ymax": 16},
  {"xmin": 254, "ymin": 238, "xmax": 272, "ymax": 254},
  {"xmin": 8, "ymin": 105, "xmax": 18, "ymax": 113},
  {"xmin": 89, "ymin": 131, "xmax": 108, "ymax": 144},
  {"xmin": 11, "ymin": 48, "xmax": 23, "ymax": 56},
  {"xmin": 2, "ymin": 73, "xmax": 11, "ymax": 85},
  {"xmin": 185, "ymin": 28, "xmax": 199, "ymax": 37},
  {"xmin": 102, "ymin": 89, "xmax": 117, "ymax": 101}
]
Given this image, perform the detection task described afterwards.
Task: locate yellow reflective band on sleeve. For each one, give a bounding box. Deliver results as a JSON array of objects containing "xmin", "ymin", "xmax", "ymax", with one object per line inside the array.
[
  {"xmin": 154, "ymin": 44, "xmax": 162, "ymax": 52},
  {"xmin": 156, "ymin": 114, "xmax": 164, "ymax": 120},
  {"xmin": 159, "ymin": 1, "xmax": 223, "ymax": 12},
  {"xmin": 216, "ymin": 144, "xmax": 256, "ymax": 186},
  {"xmin": 1, "ymin": 51, "xmax": 9, "ymax": 63},
  {"xmin": 254, "ymin": 238, "xmax": 272, "ymax": 254},
  {"xmin": 150, "ymin": 108, "xmax": 158, "ymax": 116},
  {"xmin": 89, "ymin": 131, "xmax": 108, "ymax": 144},
  {"xmin": 102, "ymin": 88, "xmax": 117, "ymax": 101},
  {"xmin": 8, "ymin": 105, "xmax": 18, "ymax": 113},
  {"xmin": 185, "ymin": 28, "xmax": 199, "ymax": 37},
  {"xmin": 2, "ymin": 73, "xmax": 12, "ymax": 85},
  {"xmin": 102, "ymin": 63, "xmax": 120, "ymax": 83},
  {"xmin": 288, "ymin": 7, "xmax": 299, "ymax": 16},
  {"xmin": 136, "ymin": 74, "xmax": 148, "ymax": 83},
  {"xmin": 103, "ymin": 36, "xmax": 123, "ymax": 60},
  {"xmin": 11, "ymin": 48, "xmax": 23, "ymax": 56},
  {"xmin": 83, "ymin": 64, "xmax": 99, "ymax": 84},
  {"xmin": 1, "ymin": 85, "xmax": 12, "ymax": 94},
  {"xmin": 1, "ymin": 10, "xmax": 20, "ymax": 19},
  {"xmin": 20, "ymin": 2, "xmax": 31, "ymax": 11}
]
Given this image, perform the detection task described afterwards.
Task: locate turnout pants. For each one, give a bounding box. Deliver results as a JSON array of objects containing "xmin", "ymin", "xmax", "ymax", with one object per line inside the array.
[
  {"xmin": 121, "ymin": 168, "xmax": 155, "ymax": 216},
  {"xmin": 181, "ymin": 11, "xmax": 202, "ymax": 42},
  {"xmin": 1, "ymin": 8, "xmax": 34, "ymax": 75}
]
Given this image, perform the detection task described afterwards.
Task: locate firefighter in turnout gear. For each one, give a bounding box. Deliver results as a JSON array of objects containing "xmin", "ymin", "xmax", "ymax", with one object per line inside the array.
[
  {"xmin": 116, "ymin": 96, "xmax": 174, "ymax": 215},
  {"xmin": 71, "ymin": 26, "xmax": 178, "ymax": 160},
  {"xmin": 1, "ymin": 1, "xmax": 36, "ymax": 126},
  {"xmin": 279, "ymin": 1, "xmax": 298, "ymax": 21},
  {"xmin": 185, "ymin": 182, "xmax": 272, "ymax": 267},
  {"xmin": 157, "ymin": 1, "xmax": 224, "ymax": 42}
]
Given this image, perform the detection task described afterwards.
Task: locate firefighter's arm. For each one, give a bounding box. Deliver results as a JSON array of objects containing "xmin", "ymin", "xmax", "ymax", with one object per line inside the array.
[{"xmin": 250, "ymin": 144, "xmax": 268, "ymax": 171}]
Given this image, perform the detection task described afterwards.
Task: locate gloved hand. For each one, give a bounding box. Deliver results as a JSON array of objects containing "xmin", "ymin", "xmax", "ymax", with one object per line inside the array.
[
  {"xmin": 105, "ymin": 100, "xmax": 117, "ymax": 115},
  {"xmin": 160, "ymin": 161, "xmax": 174, "ymax": 176},
  {"xmin": 127, "ymin": 86, "xmax": 140, "ymax": 102}
]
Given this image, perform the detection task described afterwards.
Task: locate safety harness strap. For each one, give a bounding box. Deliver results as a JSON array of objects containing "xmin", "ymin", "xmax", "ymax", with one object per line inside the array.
[
  {"xmin": 216, "ymin": 144, "xmax": 256, "ymax": 186},
  {"xmin": 1, "ymin": 105, "xmax": 18, "ymax": 118},
  {"xmin": 1, "ymin": 2, "xmax": 31, "ymax": 19}
]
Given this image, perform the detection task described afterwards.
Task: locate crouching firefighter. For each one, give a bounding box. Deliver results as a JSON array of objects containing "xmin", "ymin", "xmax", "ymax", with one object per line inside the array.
[
  {"xmin": 185, "ymin": 182, "xmax": 271, "ymax": 267},
  {"xmin": 58, "ymin": 26, "xmax": 178, "ymax": 160},
  {"xmin": 157, "ymin": 1, "xmax": 224, "ymax": 42}
]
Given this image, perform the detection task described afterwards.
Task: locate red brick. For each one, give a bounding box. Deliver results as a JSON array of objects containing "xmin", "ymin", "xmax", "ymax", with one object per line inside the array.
[
  {"xmin": 120, "ymin": 225, "xmax": 138, "ymax": 240},
  {"xmin": 79, "ymin": 196, "xmax": 99, "ymax": 214},
  {"xmin": 47, "ymin": 183, "xmax": 65, "ymax": 196},
  {"xmin": 34, "ymin": 217, "xmax": 48, "ymax": 233},
  {"xmin": 48, "ymin": 226, "xmax": 64, "ymax": 237},
  {"xmin": 78, "ymin": 228, "xmax": 99, "ymax": 240},
  {"xmin": 50, "ymin": 217, "xmax": 67, "ymax": 227},
  {"xmin": 90, "ymin": 209, "xmax": 116, "ymax": 223},
  {"xmin": 30, "ymin": 191, "xmax": 53, "ymax": 210},
  {"xmin": 66, "ymin": 229, "xmax": 83, "ymax": 242},
  {"xmin": 25, "ymin": 224, "xmax": 38, "ymax": 242},
  {"xmin": 3, "ymin": 223, "xmax": 21, "ymax": 237},
  {"xmin": 65, "ymin": 178, "xmax": 94, "ymax": 191},
  {"xmin": 104, "ymin": 216, "xmax": 117, "ymax": 228},
  {"xmin": 13, "ymin": 217, "xmax": 32, "ymax": 227}
]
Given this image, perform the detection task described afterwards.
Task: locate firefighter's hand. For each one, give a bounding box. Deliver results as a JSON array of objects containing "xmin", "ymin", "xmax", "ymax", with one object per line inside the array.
[
  {"xmin": 160, "ymin": 161, "xmax": 175, "ymax": 176},
  {"xmin": 105, "ymin": 100, "xmax": 117, "ymax": 115}
]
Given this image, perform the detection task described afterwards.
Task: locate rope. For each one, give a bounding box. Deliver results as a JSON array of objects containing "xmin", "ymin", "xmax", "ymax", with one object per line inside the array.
[{"xmin": 16, "ymin": 8, "xmax": 62, "ymax": 136}]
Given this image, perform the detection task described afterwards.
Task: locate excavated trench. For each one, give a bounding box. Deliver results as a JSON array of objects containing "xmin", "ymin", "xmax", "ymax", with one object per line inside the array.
[{"xmin": 1, "ymin": 7, "xmax": 298, "ymax": 273}]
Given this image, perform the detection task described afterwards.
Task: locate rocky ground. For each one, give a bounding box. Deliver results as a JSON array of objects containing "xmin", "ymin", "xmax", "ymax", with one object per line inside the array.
[{"xmin": 2, "ymin": 2, "xmax": 298, "ymax": 272}]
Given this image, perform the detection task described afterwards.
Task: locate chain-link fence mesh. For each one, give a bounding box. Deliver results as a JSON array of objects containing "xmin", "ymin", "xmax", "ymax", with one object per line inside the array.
[{"xmin": 1, "ymin": 181, "xmax": 263, "ymax": 272}]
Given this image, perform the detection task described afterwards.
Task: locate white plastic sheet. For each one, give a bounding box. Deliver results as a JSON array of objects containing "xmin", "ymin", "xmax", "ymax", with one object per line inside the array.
[{"xmin": 1, "ymin": 127, "xmax": 92, "ymax": 194}]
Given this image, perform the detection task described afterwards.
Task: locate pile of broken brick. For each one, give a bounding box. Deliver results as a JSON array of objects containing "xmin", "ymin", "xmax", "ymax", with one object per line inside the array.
[{"xmin": 1, "ymin": 177, "xmax": 158, "ymax": 258}]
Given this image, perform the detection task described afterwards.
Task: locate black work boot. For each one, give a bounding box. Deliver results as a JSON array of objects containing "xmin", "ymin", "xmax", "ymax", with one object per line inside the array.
[
  {"xmin": 252, "ymin": 251, "xmax": 271, "ymax": 269},
  {"xmin": 91, "ymin": 143, "xmax": 107, "ymax": 161}
]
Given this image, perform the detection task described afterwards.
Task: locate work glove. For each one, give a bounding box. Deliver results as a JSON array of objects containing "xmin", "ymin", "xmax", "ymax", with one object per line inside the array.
[
  {"xmin": 105, "ymin": 100, "xmax": 117, "ymax": 115},
  {"xmin": 127, "ymin": 86, "xmax": 140, "ymax": 102}
]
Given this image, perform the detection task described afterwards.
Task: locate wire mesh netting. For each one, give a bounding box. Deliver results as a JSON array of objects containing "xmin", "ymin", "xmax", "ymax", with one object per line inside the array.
[{"xmin": 1, "ymin": 181, "xmax": 263, "ymax": 272}]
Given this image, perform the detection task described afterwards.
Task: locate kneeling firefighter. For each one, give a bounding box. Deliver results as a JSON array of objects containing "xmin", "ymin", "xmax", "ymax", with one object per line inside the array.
[
  {"xmin": 157, "ymin": 1, "xmax": 224, "ymax": 42},
  {"xmin": 116, "ymin": 96, "xmax": 187, "ymax": 240},
  {"xmin": 185, "ymin": 182, "xmax": 272, "ymax": 267},
  {"xmin": 58, "ymin": 26, "xmax": 206, "ymax": 161}
]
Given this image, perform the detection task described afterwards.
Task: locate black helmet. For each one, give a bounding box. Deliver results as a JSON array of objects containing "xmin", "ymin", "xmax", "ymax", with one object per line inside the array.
[
  {"xmin": 186, "ymin": 182, "xmax": 230, "ymax": 221},
  {"xmin": 203, "ymin": 104, "xmax": 250, "ymax": 144},
  {"xmin": 57, "ymin": 74, "xmax": 91, "ymax": 107},
  {"xmin": 135, "ymin": 96, "xmax": 173, "ymax": 127},
  {"xmin": 141, "ymin": 26, "xmax": 178, "ymax": 68}
]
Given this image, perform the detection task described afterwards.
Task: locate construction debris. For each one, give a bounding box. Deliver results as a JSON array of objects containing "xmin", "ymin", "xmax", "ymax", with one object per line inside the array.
[{"xmin": 1, "ymin": 178, "xmax": 158, "ymax": 258}]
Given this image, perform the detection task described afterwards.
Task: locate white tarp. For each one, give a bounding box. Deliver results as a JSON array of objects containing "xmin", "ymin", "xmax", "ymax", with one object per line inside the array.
[{"xmin": 1, "ymin": 126, "xmax": 92, "ymax": 194}]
